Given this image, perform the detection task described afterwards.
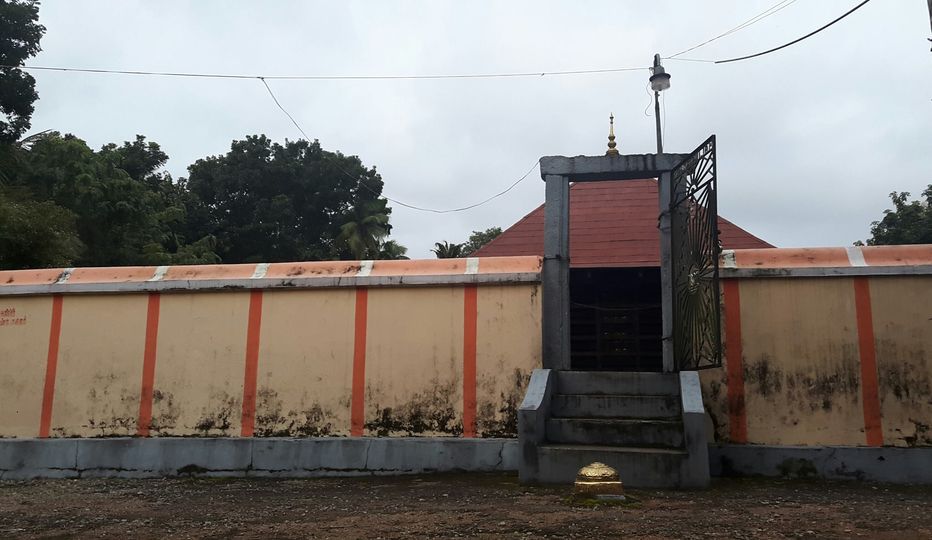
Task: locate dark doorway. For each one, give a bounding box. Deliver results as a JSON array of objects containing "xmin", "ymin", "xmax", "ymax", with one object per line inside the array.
[{"xmin": 569, "ymin": 267, "xmax": 663, "ymax": 371}]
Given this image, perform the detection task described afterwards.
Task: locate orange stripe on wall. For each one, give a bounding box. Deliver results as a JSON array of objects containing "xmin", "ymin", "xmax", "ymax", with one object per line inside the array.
[
  {"xmin": 853, "ymin": 277, "xmax": 883, "ymax": 447},
  {"xmin": 462, "ymin": 285, "xmax": 478, "ymax": 438},
  {"xmin": 722, "ymin": 280, "xmax": 747, "ymax": 444},
  {"xmin": 240, "ymin": 290, "xmax": 264, "ymax": 437},
  {"xmin": 39, "ymin": 295, "xmax": 64, "ymax": 438},
  {"xmin": 136, "ymin": 293, "xmax": 161, "ymax": 437},
  {"xmin": 350, "ymin": 288, "xmax": 368, "ymax": 436}
]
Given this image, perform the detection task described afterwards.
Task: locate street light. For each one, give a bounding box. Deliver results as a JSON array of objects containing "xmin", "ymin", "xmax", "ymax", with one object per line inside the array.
[{"xmin": 649, "ymin": 53, "xmax": 670, "ymax": 153}]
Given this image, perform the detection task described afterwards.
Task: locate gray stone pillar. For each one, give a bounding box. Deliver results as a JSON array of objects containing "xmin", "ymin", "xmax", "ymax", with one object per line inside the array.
[{"xmin": 542, "ymin": 174, "xmax": 570, "ymax": 370}]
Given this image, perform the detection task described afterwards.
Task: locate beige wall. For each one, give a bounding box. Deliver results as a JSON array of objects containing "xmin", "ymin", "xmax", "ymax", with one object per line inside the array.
[
  {"xmin": 741, "ymin": 278, "xmax": 863, "ymax": 445},
  {"xmin": 364, "ymin": 287, "xmax": 465, "ymax": 436},
  {"xmin": 52, "ymin": 295, "xmax": 148, "ymax": 437},
  {"xmin": 704, "ymin": 275, "xmax": 932, "ymax": 447},
  {"xmin": 152, "ymin": 292, "xmax": 251, "ymax": 436},
  {"xmin": 475, "ymin": 284, "xmax": 541, "ymax": 436},
  {"xmin": 870, "ymin": 277, "xmax": 932, "ymax": 447},
  {"xmin": 0, "ymin": 282, "xmax": 542, "ymax": 439},
  {"xmin": 253, "ymin": 289, "xmax": 356, "ymax": 437},
  {"xmin": 2, "ymin": 265, "xmax": 927, "ymax": 448},
  {"xmin": 0, "ymin": 296, "xmax": 53, "ymax": 437}
]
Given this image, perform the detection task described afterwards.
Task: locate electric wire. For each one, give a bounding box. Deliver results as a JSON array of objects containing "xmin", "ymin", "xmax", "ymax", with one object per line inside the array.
[
  {"xmin": 643, "ymin": 81, "xmax": 654, "ymax": 117},
  {"xmin": 0, "ymin": 64, "xmax": 649, "ymax": 81},
  {"xmin": 260, "ymin": 78, "xmax": 540, "ymax": 214},
  {"xmin": 666, "ymin": 0, "xmax": 798, "ymax": 59},
  {"xmin": 644, "ymin": 82, "xmax": 666, "ymax": 150},
  {"xmin": 2, "ymin": 1, "xmax": 869, "ymax": 80},
  {"xmin": 353, "ymin": 160, "xmax": 540, "ymax": 214},
  {"xmin": 714, "ymin": 0, "xmax": 871, "ymax": 64},
  {"xmin": 666, "ymin": 57, "xmax": 716, "ymax": 64},
  {"xmin": 259, "ymin": 78, "xmax": 310, "ymax": 141},
  {"xmin": 0, "ymin": 3, "xmax": 872, "ymax": 214}
]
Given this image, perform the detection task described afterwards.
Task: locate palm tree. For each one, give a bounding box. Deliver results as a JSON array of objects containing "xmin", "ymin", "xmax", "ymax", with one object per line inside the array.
[
  {"xmin": 337, "ymin": 200, "xmax": 390, "ymax": 259},
  {"xmin": 378, "ymin": 240, "xmax": 409, "ymax": 260},
  {"xmin": 431, "ymin": 241, "xmax": 464, "ymax": 259}
]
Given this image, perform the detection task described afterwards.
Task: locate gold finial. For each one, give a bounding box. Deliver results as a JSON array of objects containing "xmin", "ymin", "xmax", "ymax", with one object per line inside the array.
[{"xmin": 606, "ymin": 113, "xmax": 619, "ymax": 156}]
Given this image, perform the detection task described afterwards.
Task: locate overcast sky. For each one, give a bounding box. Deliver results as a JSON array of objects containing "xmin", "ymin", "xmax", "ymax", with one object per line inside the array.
[{"xmin": 25, "ymin": 1, "xmax": 932, "ymax": 258}]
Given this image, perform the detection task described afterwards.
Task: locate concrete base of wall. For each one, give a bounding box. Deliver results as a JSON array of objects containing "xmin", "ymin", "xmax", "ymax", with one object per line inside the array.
[
  {"xmin": 4, "ymin": 439, "xmax": 930, "ymax": 484},
  {"xmin": 0, "ymin": 438, "xmax": 518, "ymax": 480},
  {"xmin": 711, "ymin": 445, "xmax": 932, "ymax": 484}
]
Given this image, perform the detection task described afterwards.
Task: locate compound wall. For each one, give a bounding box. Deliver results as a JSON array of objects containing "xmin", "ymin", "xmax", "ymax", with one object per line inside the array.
[
  {"xmin": 0, "ymin": 257, "xmax": 542, "ymax": 439},
  {"xmin": 703, "ymin": 245, "xmax": 932, "ymax": 448},
  {"xmin": 2, "ymin": 244, "xmax": 930, "ymax": 453}
]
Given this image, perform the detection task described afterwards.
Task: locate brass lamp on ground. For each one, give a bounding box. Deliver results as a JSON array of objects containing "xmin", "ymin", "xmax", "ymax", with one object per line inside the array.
[{"xmin": 574, "ymin": 462, "xmax": 625, "ymax": 500}]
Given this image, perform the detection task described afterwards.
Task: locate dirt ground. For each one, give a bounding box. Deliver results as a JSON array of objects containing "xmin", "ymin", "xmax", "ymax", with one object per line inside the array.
[{"xmin": 1, "ymin": 474, "xmax": 931, "ymax": 539}]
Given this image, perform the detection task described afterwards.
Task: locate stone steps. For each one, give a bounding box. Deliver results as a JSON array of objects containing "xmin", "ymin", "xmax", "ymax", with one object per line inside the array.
[
  {"xmin": 557, "ymin": 371, "xmax": 679, "ymax": 395},
  {"xmin": 551, "ymin": 394, "xmax": 680, "ymax": 419},
  {"xmin": 546, "ymin": 417, "xmax": 684, "ymax": 447},
  {"xmin": 519, "ymin": 370, "xmax": 709, "ymax": 488}
]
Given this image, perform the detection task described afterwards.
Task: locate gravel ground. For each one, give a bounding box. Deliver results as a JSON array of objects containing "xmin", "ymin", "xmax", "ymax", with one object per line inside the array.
[{"xmin": 1, "ymin": 474, "xmax": 931, "ymax": 539}]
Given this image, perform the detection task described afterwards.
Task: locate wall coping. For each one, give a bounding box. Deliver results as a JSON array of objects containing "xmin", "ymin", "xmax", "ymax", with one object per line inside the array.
[
  {"xmin": 721, "ymin": 245, "xmax": 932, "ymax": 278},
  {"xmin": 0, "ymin": 256, "xmax": 542, "ymax": 297}
]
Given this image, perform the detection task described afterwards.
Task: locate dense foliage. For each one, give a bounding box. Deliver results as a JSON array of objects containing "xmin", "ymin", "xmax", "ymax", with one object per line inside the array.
[
  {"xmin": 1, "ymin": 133, "xmax": 218, "ymax": 268},
  {"xmin": 863, "ymin": 185, "xmax": 932, "ymax": 246},
  {"xmin": 0, "ymin": 133, "xmax": 407, "ymax": 269},
  {"xmin": 183, "ymin": 136, "xmax": 396, "ymax": 263}
]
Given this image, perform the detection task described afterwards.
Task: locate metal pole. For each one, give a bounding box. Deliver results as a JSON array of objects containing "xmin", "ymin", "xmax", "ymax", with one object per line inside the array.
[
  {"xmin": 654, "ymin": 90, "xmax": 663, "ymax": 153},
  {"xmin": 927, "ymin": 0, "xmax": 932, "ymax": 51}
]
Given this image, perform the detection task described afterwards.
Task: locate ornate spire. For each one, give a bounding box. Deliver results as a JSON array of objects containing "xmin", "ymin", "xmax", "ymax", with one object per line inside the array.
[{"xmin": 606, "ymin": 113, "xmax": 619, "ymax": 156}]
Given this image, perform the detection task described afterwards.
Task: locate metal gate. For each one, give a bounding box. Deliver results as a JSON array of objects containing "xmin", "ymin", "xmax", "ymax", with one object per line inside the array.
[{"xmin": 669, "ymin": 135, "xmax": 722, "ymax": 370}]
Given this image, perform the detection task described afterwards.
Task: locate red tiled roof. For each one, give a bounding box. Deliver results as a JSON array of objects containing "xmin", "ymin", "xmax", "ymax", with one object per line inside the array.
[{"xmin": 473, "ymin": 179, "xmax": 772, "ymax": 267}]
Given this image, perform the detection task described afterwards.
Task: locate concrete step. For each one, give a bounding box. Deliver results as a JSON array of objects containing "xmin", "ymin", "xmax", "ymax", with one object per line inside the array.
[
  {"xmin": 536, "ymin": 444, "xmax": 689, "ymax": 487},
  {"xmin": 552, "ymin": 394, "xmax": 680, "ymax": 419},
  {"xmin": 557, "ymin": 371, "xmax": 679, "ymax": 396},
  {"xmin": 547, "ymin": 418, "xmax": 684, "ymax": 447}
]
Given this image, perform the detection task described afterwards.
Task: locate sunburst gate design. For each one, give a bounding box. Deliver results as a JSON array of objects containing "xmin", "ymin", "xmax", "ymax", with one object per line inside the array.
[{"xmin": 670, "ymin": 135, "xmax": 722, "ymax": 370}]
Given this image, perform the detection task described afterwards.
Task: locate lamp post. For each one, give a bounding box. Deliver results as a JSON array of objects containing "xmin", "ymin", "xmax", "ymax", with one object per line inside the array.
[{"xmin": 649, "ymin": 53, "xmax": 671, "ymax": 153}]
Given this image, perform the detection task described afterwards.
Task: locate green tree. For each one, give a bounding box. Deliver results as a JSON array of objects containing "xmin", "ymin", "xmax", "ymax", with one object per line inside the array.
[
  {"xmin": 184, "ymin": 136, "xmax": 397, "ymax": 263},
  {"xmin": 377, "ymin": 239, "xmax": 409, "ymax": 260},
  {"xmin": 99, "ymin": 135, "xmax": 169, "ymax": 187},
  {"xmin": 0, "ymin": 0, "xmax": 45, "ymax": 143},
  {"xmin": 0, "ymin": 132, "xmax": 84, "ymax": 270},
  {"xmin": 462, "ymin": 226, "xmax": 502, "ymax": 255},
  {"xmin": 431, "ymin": 240, "xmax": 464, "ymax": 259},
  {"xmin": 864, "ymin": 185, "xmax": 932, "ymax": 245},
  {"xmin": 98, "ymin": 135, "xmax": 218, "ymax": 264},
  {"xmin": 16, "ymin": 132, "xmax": 167, "ymax": 266},
  {"xmin": 0, "ymin": 189, "xmax": 83, "ymax": 269},
  {"xmin": 3, "ymin": 132, "xmax": 216, "ymax": 268},
  {"xmin": 336, "ymin": 199, "xmax": 389, "ymax": 260},
  {"xmin": 140, "ymin": 234, "xmax": 221, "ymax": 265}
]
